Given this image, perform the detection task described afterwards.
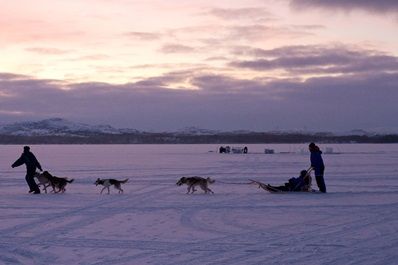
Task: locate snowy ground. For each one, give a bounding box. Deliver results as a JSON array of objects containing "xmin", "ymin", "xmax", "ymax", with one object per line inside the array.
[{"xmin": 1, "ymin": 144, "xmax": 398, "ymax": 265}]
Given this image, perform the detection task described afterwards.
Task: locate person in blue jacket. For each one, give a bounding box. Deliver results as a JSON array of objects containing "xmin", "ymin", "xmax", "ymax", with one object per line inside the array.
[
  {"xmin": 12, "ymin": 146, "xmax": 43, "ymax": 194},
  {"xmin": 309, "ymin": 142, "xmax": 326, "ymax": 193}
]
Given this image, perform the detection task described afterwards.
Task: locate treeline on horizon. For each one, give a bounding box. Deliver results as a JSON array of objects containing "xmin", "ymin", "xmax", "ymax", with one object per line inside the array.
[{"xmin": 1, "ymin": 132, "xmax": 398, "ymax": 144}]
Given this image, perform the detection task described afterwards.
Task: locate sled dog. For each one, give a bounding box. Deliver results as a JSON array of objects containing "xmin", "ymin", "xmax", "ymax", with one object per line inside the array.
[
  {"xmin": 50, "ymin": 174, "xmax": 74, "ymax": 193},
  {"xmin": 94, "ymin": 178, "xmax": 128, "ymax": 194},
  {"xmin": 34, "ymin": 171, "xmax": 54, "ymax": 193},
  {"xmin": 176, "ymin": 176, "xmax": 215, "ymax": 194},
  {"xmin": 35, "ymin": 171, "xmax": 74, "ymax": 193}
]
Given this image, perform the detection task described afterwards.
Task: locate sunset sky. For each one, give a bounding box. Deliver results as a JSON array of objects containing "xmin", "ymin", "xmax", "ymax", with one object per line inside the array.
[{"xmin": 1, "ymin": 0, "xmax": 397, "ymax": 132}]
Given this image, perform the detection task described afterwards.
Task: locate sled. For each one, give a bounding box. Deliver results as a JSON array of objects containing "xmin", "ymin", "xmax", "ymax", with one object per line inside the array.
[{"xmin": 249, "ymin": 179, "xmax": 317, "ymax": 193}]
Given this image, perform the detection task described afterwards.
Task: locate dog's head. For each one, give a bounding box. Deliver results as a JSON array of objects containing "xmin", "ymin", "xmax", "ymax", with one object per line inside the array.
[
  {"xmin": 176, "ymin": 177, "xmax": 186, "ymax": 186},
  {"xmin": 94, "ymin": 178, "xmax": 102, "ymax": 186},
  {"xmin": 206, "ymin": 177, "xmax": 215, "ymax": 184}
]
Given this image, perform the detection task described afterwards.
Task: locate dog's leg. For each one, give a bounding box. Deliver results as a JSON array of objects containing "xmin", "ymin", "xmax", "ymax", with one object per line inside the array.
[
  {"xmin": 107, "ymin": 186, "xmax": 110, "ymax": 194},
  {"xmin": 190, "ymin": 185, "xmax": 197, "ymax": 194},
  {"xmin": 115, "ymin": 184, "xmax": 123, "ymax": 194},
  {"xmin": 100, "ymin": 186, "xmax": 107, "ymax": 194},
  {"xmin": 188, "ymin": 185, "xmax": 196, "ymax": 194},
  {"xmin": 38, "ymin": 183, "xmax": 44, "ymax": 193},
  {"xmin": 51, "ymin": 184, "xmax": 57, "ymax": 193},
  {"xmin": 46, "ymin": 183, "xmax": 52, "ymax": 193},
  {"xmin": 200, "ymin": 183, "xmax": 214, "ymax": 194},
  {"xmin": 62, "ymin": 184, "xmax": 67, "ymax": 193}
]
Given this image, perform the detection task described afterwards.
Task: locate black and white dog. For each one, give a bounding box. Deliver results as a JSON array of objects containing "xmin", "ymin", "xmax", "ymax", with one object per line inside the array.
[
  {"xmin": 94, "ymin": 178, "xmax": 128, "ymax": 194},
  {"xmin": 176, "ymin": 176, "xmax": 215, "ymax": 194}
]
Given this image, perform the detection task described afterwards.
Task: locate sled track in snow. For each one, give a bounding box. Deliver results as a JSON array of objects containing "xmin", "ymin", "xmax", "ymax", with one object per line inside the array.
[{"xmin": 1, "ymin": 188, "xmax": 398, "ymax": 265}]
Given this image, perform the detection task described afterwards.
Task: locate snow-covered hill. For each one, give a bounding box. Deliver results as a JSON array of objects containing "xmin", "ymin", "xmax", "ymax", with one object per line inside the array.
[
  {"xmin": 0, "ymin": 118, "xmax": 125, "ymax": 136},
  {"xmin": 0, "ymin": 118, "xmax": 396, "ymax": 138},
  {"xmin": 0, "ymin": 119, "xmax": 223, "ymax": 137},
  {"xmin": 175, "ymin": 126, "xmax": 220, "ymax": 135}
]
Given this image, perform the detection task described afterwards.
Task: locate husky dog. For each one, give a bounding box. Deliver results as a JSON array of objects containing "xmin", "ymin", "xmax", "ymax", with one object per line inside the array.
[
  {"xmin": 94, "ymin": 178, "xmax": 128, "ymax": 194},
  {"xmin": 34, "ymin": 171, "xmax": 54, "ymax": 193},
  {"xmin": 50, "ymin": 175, "xmax": 74, "ymax": 193},
  {"xmin": 176, "ymin": 176, "xmax": 215, "ymax": 194},
  {"xmin": 34, "ymin": 171, "xmax": 74, "ymax": 193}
]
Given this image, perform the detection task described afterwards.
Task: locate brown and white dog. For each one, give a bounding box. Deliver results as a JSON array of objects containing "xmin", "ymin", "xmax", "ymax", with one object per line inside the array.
[
  {"xmin": 176, "ymin": 176, "xmax": 215, "ymax": 194},
  {"xmin": 94, "ymin": 178, "xmax": 128, "ymax": 194},
  {"xmin": 34, "ymin": 171, "xmax": 74, "ymax": 193}
]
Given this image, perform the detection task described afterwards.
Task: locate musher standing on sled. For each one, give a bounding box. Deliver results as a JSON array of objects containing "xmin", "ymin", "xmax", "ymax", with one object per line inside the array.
[
  {"xmin": 12, "ymin": 146, "xmax": 43, "ymax": 194},
  {"xmin": 309, "ymin": 142, "xmax": 326, "ymax": 193}
]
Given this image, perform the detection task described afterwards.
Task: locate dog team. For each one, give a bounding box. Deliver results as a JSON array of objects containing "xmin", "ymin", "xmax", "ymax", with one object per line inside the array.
[
  {"xmin": 11, "ymin": 146, "xmax": 215, "ymax": 195},
  {"xmin": 11, "ymin": 143, "xmax": 326, "ymax": 194}
]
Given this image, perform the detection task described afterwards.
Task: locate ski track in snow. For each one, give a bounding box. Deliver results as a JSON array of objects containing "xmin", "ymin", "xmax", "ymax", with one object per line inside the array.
[{"xmin": 0, "ymin": 144, "xmax": 398, "ymax": 264}]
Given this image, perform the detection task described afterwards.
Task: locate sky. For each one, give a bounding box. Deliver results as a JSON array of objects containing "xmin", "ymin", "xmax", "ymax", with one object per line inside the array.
[{"xmin": 0, "ymin": 0, "xmax": 397, "ymax": 132}]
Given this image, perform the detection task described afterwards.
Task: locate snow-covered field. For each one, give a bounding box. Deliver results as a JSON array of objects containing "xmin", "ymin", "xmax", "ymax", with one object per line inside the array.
[{"xmin": 1, "ymin": 144, "xmax": 398, "ymax": 265}]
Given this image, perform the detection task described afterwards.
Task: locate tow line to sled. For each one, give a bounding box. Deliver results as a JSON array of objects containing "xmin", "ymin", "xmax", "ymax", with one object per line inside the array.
[
  {"xmin": 216, "ymin": 180, "xmax": 254, "ymax": 185},
  {"xmin": 216, "ymin": 180, "xmax": 280, "ymax": 187}
]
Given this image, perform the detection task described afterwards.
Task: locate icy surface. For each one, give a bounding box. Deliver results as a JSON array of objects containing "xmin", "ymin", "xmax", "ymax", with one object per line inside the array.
[{"xmin": 1, "ymin": 144, "xmax": 397, "ymax": 264}]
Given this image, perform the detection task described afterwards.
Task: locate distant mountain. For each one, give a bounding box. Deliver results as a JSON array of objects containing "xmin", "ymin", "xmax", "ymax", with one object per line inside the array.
[
  {"xmin": 0, "ymin": 118, "xmax": 128, "ymax": 136},
  {"xmin": 175, "ymin": 126, "xmax": 220, "ymax": 135},
  {"xmin": 0, "ymin": 119, "xmax": 225, "ymax": 137},
  {"xmin": 1, "ymin": 118, "xmax": 397, "ymax": 144}
]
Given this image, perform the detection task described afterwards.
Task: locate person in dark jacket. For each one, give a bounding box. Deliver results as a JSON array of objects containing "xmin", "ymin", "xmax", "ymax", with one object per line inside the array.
[
  {"xmin": 309, "ymin": 142, "xmax": 326, "ymax": 193},
  {"xmin": 267, "ymin": 170, "xmax": 310, "ymax": 192},
  {"xmin": 12, "ymin": 146, "xmax": 43, "ymax": 194}
]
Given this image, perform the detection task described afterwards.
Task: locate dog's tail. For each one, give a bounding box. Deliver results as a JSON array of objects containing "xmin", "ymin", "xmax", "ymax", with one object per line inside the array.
[
  {"xmin": 120, "ymin": 179, "xmax": 129, "ymax": 183},
  {"xmin": 207, "ymin": 177, "xmax": 215, "ymax": 184},
  {"xmin": 67, "ymin": 179, "xmax": 74, "ymax": 183}
]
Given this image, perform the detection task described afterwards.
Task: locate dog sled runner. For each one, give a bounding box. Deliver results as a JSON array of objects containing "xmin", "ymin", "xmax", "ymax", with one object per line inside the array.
[{"xmin": 249, "ymin": 179, "xmax": 317, "ymax": 193}]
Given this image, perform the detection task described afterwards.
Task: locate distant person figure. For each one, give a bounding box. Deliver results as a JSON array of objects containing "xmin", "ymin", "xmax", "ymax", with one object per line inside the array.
[
  {"xmin": 219, "ymin": 146, "xmax": 231, "ymax": 153},
  {"xmin": 243, "ymin": 146, "xmax": 248, "ymax": 154},
  {"xmin": 225, "ymin": 146, "xmax": 231, "ymax": 153},
  {"xmin": 309, "ymin": 142, "xmax": 326, "ymax": 193},
  {"xmin": 11, "ymin": 146, "xmax": 42, "ymax": 194},
  {"xmin": 267, "ymin": 170, "xmax": 310, "ymax": 192}
]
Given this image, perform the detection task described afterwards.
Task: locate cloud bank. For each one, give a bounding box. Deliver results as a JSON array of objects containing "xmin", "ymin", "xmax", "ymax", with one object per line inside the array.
[
  {"xmin": 230, "ymin": 45, "xmax": 398, "ymax": 75},
  {"xmin": 1, "ymin": 48, "xmax": 397, "ymax": 132},
  {"xmin": 290, "ymin": 0, "xmax": 398, "ymax": 14}
]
